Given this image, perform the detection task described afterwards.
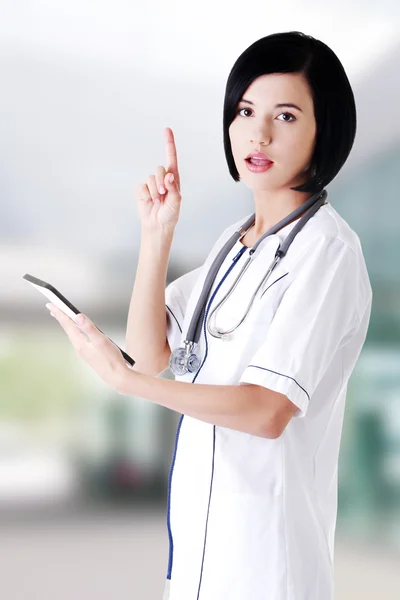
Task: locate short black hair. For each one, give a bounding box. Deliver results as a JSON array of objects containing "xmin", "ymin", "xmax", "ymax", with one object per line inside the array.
[{"xmin": 223, "ymin": 31, "xmax": 357, "ymax": 193}]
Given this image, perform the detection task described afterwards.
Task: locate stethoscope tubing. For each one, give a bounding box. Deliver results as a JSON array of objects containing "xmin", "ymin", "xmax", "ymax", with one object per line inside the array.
[
  {"xmin": 207, "ymin": 189, "xmax": 327, "ymax": 337},
  {"xmin": 169, "ymin": 188, "xmax": 328, "ymax": 375},
  {"xmin": 207, "ymin": 254, "xmax": 280, "ymax": 337}
]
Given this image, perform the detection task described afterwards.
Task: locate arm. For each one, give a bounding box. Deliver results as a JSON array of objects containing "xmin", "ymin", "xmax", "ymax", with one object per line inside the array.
[
  {"xmin": 125, "ymin": 228, "xmax": 174, "ymax": 376},
  {"xmin": 118, "ymin": 370, "xmax": 294, "ymax": 439}
]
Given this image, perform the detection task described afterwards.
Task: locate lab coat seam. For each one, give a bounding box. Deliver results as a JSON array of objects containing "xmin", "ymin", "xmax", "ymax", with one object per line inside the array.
[
  {"xmin": 166, "ymin": 304, "xmax": 182, "ymax": 334},
  {"xmin": 282, "ymin": 431, "xmax": 289, "ymax": 600},
  {"xmin": 193, "ymin": 246, "xmax": 247, "ymax": 598},
  {"xmin": 354, "ymin": 294, "xmax": 372, "ymax": 333},
  {"xmin": 196, "ymin": 426, "xmax": 217, "ymax": 600},
  {"xmin": 312, "ymin": 350, "xmax": 344, "ymax": 465},
  {"xmin": 311, "ymin": 351, "xmax": 343, "ymax": 581},
  {"xmin": 337, "ymin": 312, "xmax": 360, "ymax": 351}
]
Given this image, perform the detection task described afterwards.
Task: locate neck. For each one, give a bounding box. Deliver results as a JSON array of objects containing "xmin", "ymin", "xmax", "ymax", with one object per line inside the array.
[{"xmin": 251, "ymin": 188, "xmax": 314, "ymax": 235}]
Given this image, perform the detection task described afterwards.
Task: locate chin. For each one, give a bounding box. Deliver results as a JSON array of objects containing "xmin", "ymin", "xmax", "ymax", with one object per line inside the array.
[{"xmin": 239, "ymin": 173, "xmax": 278, "ymax": 190}]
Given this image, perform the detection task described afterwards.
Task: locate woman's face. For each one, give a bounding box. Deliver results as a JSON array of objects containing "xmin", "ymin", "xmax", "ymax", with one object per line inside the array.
[{"xmin": 228, "ymin": 72, "xmax": 317, "ymax": 192}]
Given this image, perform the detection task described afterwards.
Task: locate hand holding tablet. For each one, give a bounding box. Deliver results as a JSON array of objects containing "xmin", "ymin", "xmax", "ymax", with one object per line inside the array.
[{"xmin": 23, "ymin": 273, "xmax": 135, "ymax": 368}]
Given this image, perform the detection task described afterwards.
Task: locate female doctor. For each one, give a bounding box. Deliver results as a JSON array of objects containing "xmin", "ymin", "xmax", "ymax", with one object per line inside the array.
[{"xmin": 46, "ymin": 31, "xmax": 372, "ymax": 600}]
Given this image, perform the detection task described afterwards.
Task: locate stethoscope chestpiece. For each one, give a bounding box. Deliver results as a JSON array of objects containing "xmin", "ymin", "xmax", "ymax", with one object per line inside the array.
[{"xmin": 169, "ymin": 340, "xmax": 201, "ymax": 376}]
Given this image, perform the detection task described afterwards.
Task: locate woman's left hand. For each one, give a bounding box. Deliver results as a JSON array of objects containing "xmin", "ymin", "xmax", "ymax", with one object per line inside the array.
[{"xmin": 45, "ymin": 303, "xmax": 130, "ymax": 394}]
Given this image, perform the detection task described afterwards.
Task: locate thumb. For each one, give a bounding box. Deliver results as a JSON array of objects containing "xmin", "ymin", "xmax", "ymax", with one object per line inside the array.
[
  {"xmin": 76, "ymin": 313, "xmax": 103, "ymax": 343},
  {"xmin": 164, "ymin": 171, "xmax": 179, "ymax": 193}
]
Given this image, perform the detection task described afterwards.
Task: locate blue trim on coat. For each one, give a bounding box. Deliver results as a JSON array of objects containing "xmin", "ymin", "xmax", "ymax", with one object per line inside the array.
[
  {"xmin": 165, "ymin": 413, "xmax": 184, "ymax": 580},
  {"xmin": 245, "ymin": 365, "xmax": 310, "ymax": 401},
  {"xmin": 260, "ymin": 272, "xmax": 289, "ymax": 298},
  {"xmin": 166, "ymin": 304, "xmax": 182, "ymax": 333},
  {"xmin": 165, "ymin": 303, "xmax": 183, "ymax": 580}
]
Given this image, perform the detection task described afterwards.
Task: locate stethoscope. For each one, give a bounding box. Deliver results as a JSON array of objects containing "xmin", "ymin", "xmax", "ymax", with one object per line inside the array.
[{"xmin": 169, "ymin": 188, "xmax": 328, "ymax": 376}]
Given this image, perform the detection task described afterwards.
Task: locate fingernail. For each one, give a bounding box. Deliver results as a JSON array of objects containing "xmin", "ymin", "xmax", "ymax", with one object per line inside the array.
[
  {"xmin": 159, "ymin": 185, "xmax": 166, "ymax": 194},
  {"xmin": 76, "ymin": 314, "xmax": 85, "ymax": 325},
  {"xmin": 169, "ymin": 174, "xmax": 174, "ymax": 184}
]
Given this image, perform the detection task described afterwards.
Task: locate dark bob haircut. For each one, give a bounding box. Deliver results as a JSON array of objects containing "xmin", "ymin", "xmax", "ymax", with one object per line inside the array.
[{"xmin": 223, "ymin": 31, "xmax": 357, "ymax": 194}]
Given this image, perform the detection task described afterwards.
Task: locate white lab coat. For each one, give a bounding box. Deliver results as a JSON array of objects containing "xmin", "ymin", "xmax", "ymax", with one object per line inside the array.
[{"xmin": 162, "ymin": 201, "xmax": 372, "ymax": 600}]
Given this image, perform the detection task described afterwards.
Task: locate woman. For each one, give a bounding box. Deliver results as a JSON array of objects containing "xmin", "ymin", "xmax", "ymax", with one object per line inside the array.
[{"xmin": 47, "ymin": 31, "xmax": 372, "ymax": 600}]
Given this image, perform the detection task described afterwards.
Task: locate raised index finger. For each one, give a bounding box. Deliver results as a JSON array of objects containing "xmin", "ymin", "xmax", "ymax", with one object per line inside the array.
[{"xmin": 165, "ymin": 127, "xmax": 179, "ymax": 183}]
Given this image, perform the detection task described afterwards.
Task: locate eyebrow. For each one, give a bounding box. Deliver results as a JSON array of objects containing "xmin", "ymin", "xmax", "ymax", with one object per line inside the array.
[{"xmin": 239, "ymin": 98, "xmax": 303, "ymax": 112}]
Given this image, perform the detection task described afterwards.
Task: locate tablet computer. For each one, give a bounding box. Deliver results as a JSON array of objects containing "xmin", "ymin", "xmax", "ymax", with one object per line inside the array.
[{"xmin": 23, "ymin": 273, "xmax": 135, "ymax": 368}]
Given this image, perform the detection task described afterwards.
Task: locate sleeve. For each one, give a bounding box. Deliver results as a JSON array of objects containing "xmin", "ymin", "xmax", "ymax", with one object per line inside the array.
[
  {"xmin": 238, "ymin": 235, "xmax": 361, "ymax": 418},
  {"xmin": 165, "ymin": 265, "xmax": 203, "ymax": 353}
]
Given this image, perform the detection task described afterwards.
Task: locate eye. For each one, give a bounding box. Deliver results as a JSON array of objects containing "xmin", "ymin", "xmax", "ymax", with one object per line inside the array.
[
  {"xmin": 237, "ymin": 107, "xmax": 253, "ymax": 117},
  {"xmin": 277, "ymin": 112, "xmax": 296, "ymax": 122},
  {"xmin": 236, "ymin": 107, "xmax": 296, "ymax": 122}
]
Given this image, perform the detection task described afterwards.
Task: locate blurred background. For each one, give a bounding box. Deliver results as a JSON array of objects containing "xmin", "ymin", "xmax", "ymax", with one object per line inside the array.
[{"xmin": 1, "ymin": 1, "xmax": 400, "ymax": 598}]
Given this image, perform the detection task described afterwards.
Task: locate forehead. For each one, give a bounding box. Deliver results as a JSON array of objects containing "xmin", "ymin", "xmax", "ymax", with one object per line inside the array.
[{"xmin": 242, "ymin": 72, "xmax": 312, "ymax": 106}]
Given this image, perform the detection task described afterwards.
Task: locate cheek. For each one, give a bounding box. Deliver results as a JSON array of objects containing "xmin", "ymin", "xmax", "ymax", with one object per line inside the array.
[
  {"xmin": 286, "ymin": 128, "xmax": 315, "ymax": 158},
  {"xmin": 228, "ymin": 125, "xmax": 243, "ymax": 162},
  {"xmin": 297, "ymin": 122, "xmax": 316, "ymax": 152},
  {"xmin": 228, "ymin": 122, "xmax": 239, "ymax": 146}
]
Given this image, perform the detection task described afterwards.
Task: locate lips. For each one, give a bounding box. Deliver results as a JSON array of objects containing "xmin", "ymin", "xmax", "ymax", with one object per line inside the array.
[
  {"xmin": 246, "ymin": 152, "xmax": 273, "ymax": 163},
  {"xmin": 245, "ymin": 159, "xmax": 273, "ymax": 173}
]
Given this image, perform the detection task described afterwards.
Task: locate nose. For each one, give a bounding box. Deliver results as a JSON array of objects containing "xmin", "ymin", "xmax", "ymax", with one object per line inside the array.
[{"xmin": 250, "ymin": 128, "xmax": 271, "ymax": 146}]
